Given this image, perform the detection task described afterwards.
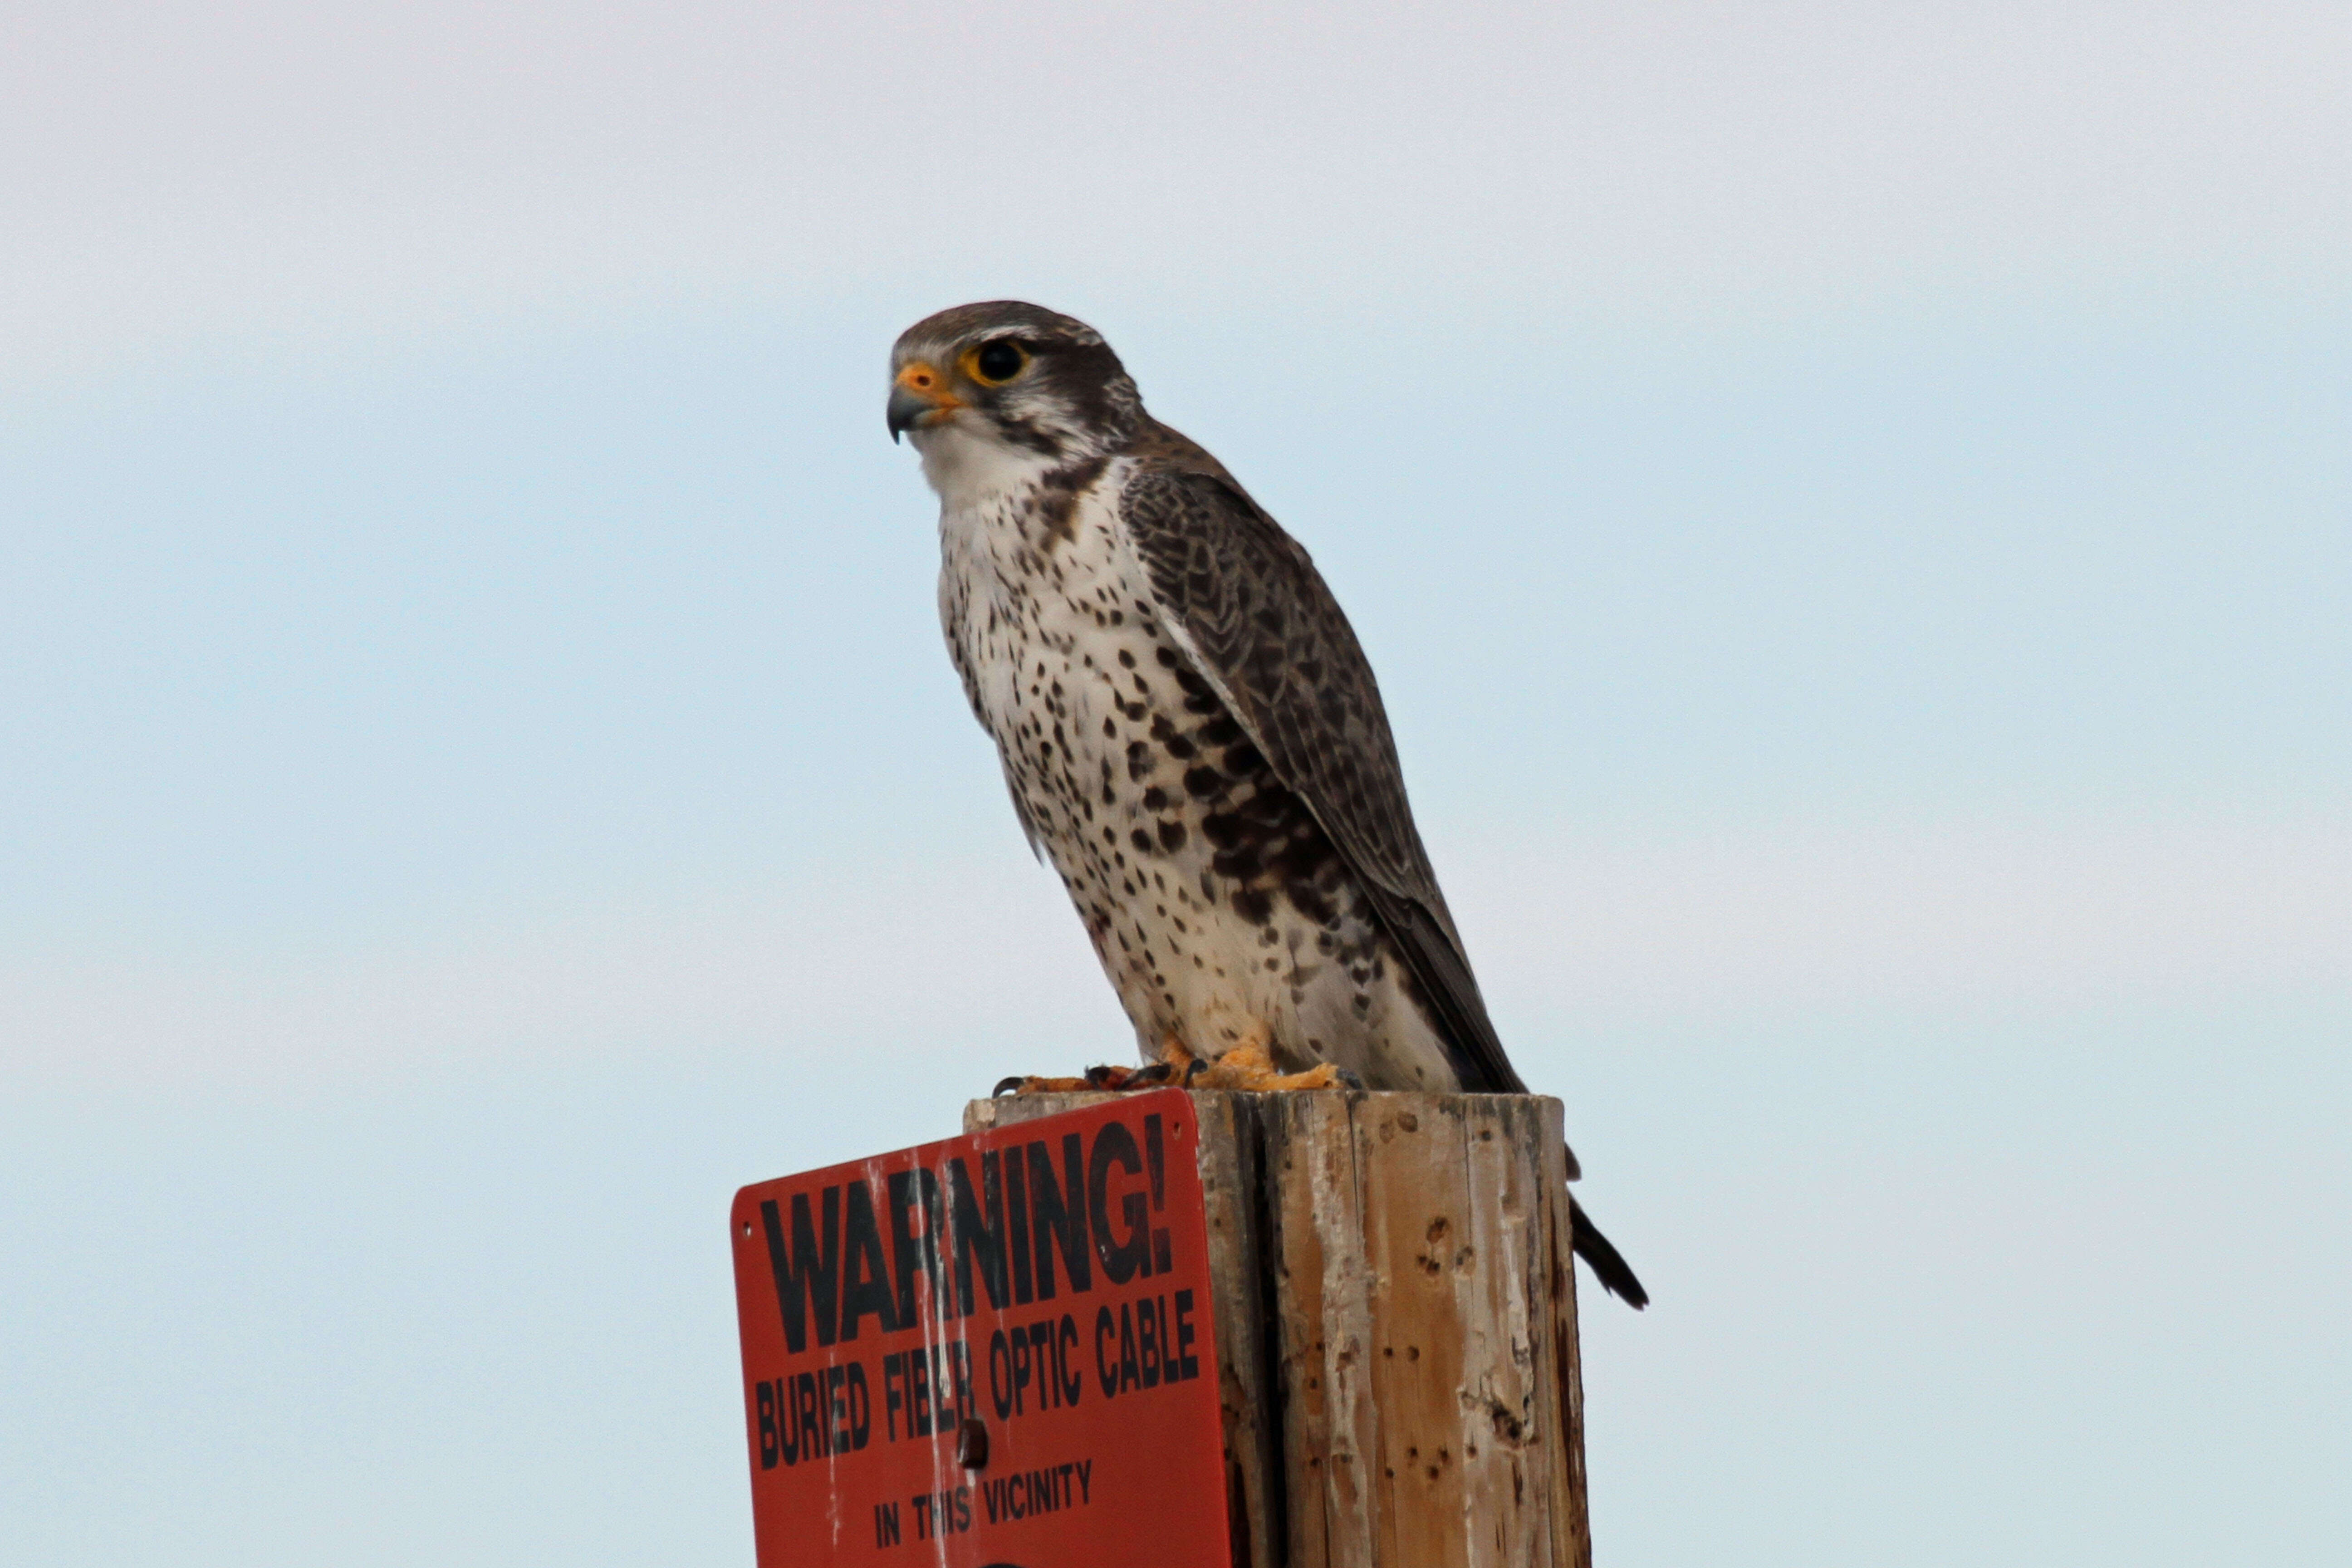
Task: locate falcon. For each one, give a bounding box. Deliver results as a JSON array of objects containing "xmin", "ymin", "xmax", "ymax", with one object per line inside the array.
[{"xmin": 888, "ymin": 301, "xmax": 1646, "ymax": 1307}]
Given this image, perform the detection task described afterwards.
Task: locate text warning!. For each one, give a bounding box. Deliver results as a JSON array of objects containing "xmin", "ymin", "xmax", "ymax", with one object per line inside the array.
[{"xmin": 730, "ymin": 1090, "xmax": 1231, "ymax": 1567}]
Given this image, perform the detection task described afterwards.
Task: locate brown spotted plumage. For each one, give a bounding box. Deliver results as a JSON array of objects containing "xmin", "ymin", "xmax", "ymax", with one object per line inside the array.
[{"xmin": 888, "ymin": 301, "xmax": 1645, "ymax": 1306}]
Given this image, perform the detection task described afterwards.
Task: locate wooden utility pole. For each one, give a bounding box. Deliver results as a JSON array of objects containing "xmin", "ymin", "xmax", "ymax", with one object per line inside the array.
[{"xmin": 967, "ymin": 1091, "xmax": 1591, "ymax": 1568}]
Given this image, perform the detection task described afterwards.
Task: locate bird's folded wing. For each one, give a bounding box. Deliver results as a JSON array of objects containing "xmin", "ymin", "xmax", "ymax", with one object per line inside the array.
[{"xmin": 1117, "ymin": 461, "xmax": 1531, "ymax": 1101}]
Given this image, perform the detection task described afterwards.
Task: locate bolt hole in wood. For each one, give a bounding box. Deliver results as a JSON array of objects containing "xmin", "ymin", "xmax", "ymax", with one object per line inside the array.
[{"xmin": 955, "ymin": 1416, "xmax": 989, "ymax": 1470}]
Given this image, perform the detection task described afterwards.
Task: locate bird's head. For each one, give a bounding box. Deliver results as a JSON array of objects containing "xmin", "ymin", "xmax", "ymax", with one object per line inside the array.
[{"xmin": 888, "ymin": 302, "xmax": 1142, "ymax": 492}]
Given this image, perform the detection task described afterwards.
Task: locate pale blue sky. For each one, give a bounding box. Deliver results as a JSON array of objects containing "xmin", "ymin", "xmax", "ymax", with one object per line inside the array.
[{"xmin": 4, "ymin": 5, "xmax": 2347, "ymax": 1565}]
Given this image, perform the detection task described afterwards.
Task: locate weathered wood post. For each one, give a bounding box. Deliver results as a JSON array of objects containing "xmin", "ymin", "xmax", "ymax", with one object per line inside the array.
[{"xmin": 966, "ymin": 1091, "xmax": 1591, "ymax": 1568}]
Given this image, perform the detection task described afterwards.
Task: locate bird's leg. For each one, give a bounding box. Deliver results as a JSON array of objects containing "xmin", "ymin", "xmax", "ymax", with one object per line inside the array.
[
  {"xmin": 991, "ymin": 1065, "xmax": 1137, "ymax": 1096},
  {"xmin": 993, "ymin": 1027, "xmax": 1356, "ymax": 1098},
  {"xmin": 1119, "ymin": 1031, "xmax": 1202, "ymax": 1087},
  {"xmin": 991, "ymin": 1033, "xmax": 1200, "ymax": 1098},
  {"xmin": 1192, "ymin": 1019, "xmax": 1359, "ymax": 1092}
]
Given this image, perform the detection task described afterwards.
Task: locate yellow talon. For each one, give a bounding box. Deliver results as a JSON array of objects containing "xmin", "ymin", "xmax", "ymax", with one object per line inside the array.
[{"xmin": 1191, "ymin": 1027, "xmax": 1351, "ymax": 1092}]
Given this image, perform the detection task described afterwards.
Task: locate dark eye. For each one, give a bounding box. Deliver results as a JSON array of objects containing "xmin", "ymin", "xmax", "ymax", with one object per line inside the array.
[{"xmin": 973, "ymin": 339, "xmax": 1028, "ymax": 383}]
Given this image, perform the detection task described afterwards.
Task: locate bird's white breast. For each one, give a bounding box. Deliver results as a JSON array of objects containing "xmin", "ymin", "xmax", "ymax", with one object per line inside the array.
[{"xmin": 933, "ymin": 454, "xmax": 1140, "ymax": 750}]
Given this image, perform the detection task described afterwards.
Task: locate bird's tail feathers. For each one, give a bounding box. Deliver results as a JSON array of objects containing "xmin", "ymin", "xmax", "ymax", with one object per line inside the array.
[{"xmin": 1568, "ymin": 1196, "xmax": 1648, "ymax": 1309}]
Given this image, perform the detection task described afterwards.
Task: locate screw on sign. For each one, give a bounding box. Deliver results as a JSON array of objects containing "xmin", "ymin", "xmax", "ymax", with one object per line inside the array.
[{"xmin": 732, "ymin": 1091, "xmax": 1231, "ymax": 1566}]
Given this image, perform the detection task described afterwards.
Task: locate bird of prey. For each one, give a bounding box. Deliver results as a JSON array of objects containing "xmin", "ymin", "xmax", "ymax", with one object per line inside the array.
[{"xmin": 888, "ymin": 301, "xmax": 1645, "ymax": 1307}]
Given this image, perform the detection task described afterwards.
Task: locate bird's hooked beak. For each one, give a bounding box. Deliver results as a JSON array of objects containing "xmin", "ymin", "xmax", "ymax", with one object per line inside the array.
[{"xmin": 887, "ymin": 360, "xmax": 965, "ymax": 442}]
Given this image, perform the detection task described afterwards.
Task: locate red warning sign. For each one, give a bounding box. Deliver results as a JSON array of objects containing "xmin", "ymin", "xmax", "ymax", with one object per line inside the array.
[{"xmin": 730, "ymin": 1091, "xmax": 1231, "ymax": 1566}]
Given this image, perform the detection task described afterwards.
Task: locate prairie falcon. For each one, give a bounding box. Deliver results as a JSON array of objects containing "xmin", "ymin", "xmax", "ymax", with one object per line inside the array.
[{"xmin": 889, "ymin": 301, "xmax": 1645, "ymax": 1306}]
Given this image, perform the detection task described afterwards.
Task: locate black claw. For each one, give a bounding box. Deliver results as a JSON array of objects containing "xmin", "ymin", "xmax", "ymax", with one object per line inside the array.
[
  {"xmin": 1334, "ymin": 1067, "xmax": 1366, "ymax": 1090},
  {"xmin": 1183, "ymin": 1058, "xmax": 1210, "ymax": 1083},
  {"xmin": 1129, "ymin": 1061, "xmax": 1175, "ymax": 1086},
  {"xmin": 992, "ymin": 1076, "xmax": 1026, "ymax": 1098}
]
